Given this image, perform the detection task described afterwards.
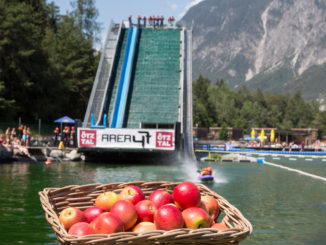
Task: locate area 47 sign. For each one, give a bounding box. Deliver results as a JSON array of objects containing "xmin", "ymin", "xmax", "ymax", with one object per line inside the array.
[{"xmin": 78, "ymin": 128, "xmax": 175, "ymax": 151}]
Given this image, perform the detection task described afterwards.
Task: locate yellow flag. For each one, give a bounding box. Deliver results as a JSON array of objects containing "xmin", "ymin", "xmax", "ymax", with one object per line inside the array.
[
  {"xmin": 260, "ymin": 129, "xmax": 265, "ymax": 142},
  {"xmin": 270, "ymin": 129, "xmax": 275, "ymax": 143},
  {"xmin": 251, "ymin": 129, "xmax": 255, "ymax": 138}
]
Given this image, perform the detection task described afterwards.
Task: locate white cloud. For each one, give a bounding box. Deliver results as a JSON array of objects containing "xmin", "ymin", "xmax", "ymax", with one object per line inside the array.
[
  {"xmin": 169, "ymin": 2, "xmax": 178, "ymax": 11},
  {"xmin": 179, "ymin": 0, "xmax": 204, "ymax": 18}
]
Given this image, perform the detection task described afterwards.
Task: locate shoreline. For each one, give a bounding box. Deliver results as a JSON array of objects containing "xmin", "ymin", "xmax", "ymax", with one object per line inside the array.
[
  {"xmin": 1, "ymin": 140, "xmax": 325, "ymax": 163},
  {"xmin": 0, "ymin": 146, "xmax": 83, "ymax": 163}
]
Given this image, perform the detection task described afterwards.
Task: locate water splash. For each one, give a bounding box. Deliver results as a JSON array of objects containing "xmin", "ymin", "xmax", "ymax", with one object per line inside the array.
[
  {"xmin": 181, "ymin": 157, "xmax": 200, "ymax": 182},
  {"xmin": 212, "ymin": 171, "xmax": 228, "ymax": 184}
]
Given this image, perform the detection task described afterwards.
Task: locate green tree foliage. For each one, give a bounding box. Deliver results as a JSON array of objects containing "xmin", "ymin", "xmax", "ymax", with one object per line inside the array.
[
  {"xmin": 0, "ymin": 81, "xmax": 14, "ymax": 119},
  {"xmin": 70, "ymin": 0, "xmax": 100, "ymax": 41},
  {"xmin": 0, "ymin": 0, "xmax": 99, "ymax": 120},
  {"xmin": 319, "ymin": 111, "xmax": 326, "ymax": 135},
  {"xmin": 0, "ymin": 0, "xmax": 50, "ymax": 118},
  {"xmin": 193, "ymin": 75, "xmax": 213, "ymax": 127},
  {"xmin": 193, "ymin": 76, "xmax": 324, "ymax": 134},
  {"xmin": 219, "ymin": 123, "xmax": 228, "ymax": 140}
]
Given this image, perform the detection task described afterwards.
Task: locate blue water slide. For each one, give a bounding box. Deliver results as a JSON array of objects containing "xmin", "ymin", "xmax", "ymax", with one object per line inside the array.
[
  {"xmin": 111, "ymin": 27, "xmax": 139, "ymax": 128},
  {"xmin": 91, "ymin": 113, "xmax": 107, "ymax": 128}
]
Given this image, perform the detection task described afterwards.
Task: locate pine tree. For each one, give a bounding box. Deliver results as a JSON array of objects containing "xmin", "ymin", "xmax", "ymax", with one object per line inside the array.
[{"xmin": 70, "ymin": 0, "xmax": 100, "ymax": 42}]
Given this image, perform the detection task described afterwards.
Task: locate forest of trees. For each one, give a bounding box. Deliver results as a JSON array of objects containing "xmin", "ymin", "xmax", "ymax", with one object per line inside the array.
[
  {"xmin": 193, "ymin": 75, "xmax": 326, "ymax": 135},
  {"xmin": 0, "ymin": 0, "xmax": 100, "ymax": 121}
]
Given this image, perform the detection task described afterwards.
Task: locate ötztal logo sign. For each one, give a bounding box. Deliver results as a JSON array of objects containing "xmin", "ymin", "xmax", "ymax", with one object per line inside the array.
[
  {"xmin": 79, "ymin": 130, "xmax": 96, "ymax": 146},
  {"xmin": 156, "ymin": 132, "xmax": 173, "ymax": 148},
  {"xmin": 78, "ymin": 128, "xmax": 174, "ymax": 150}
]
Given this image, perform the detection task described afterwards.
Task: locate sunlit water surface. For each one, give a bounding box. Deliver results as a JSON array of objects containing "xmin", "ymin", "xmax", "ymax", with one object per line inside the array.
[{"xmin": 0, "ymin": 156, "xmax": 325, "ymax": 245}]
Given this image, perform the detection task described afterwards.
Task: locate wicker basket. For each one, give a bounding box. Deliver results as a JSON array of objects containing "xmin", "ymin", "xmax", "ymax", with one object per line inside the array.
[{"xmin": 39, "ymin": 181, "xmax": 252, "ymax": 245}]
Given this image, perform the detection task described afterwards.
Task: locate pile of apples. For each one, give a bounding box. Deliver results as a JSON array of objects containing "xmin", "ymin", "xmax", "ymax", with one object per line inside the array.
[{"xmin": 59, "ymin": 181, "xmax": 228, "ymax": 236}]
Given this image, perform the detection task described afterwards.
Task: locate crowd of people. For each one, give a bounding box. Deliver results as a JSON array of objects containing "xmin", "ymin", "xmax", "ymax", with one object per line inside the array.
[
  {"xmin": 0, "ymin": 123, "xmax": 77, "ymax": 159},
  {"xmin": 128, "ymin": 15, "xmax": 175, "ymax": 27},
  {"xmin": 0, "ymin": 125, "xmax": 32, "ymax": 157},
  {"xmin": 244, "ymin": 138, "xmax": 322, "ymax": 152},
  {"xmin": 52, "ymin": 125, "xmax": 76, "ymax": 147},
  {"xmin": 1, "ymin": 125, "xmax": 32, "ymax": 147}
]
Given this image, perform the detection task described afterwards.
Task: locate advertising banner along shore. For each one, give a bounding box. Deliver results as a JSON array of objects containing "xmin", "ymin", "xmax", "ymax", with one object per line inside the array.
[{"xmin": 78, "ymin": 128, "xmax": 175, "ymax": 151}]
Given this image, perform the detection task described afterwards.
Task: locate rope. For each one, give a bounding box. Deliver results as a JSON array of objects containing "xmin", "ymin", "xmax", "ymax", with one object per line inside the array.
[{"xmin": 264, "ymin": 161, "xmax": 326, "ymax": 182}]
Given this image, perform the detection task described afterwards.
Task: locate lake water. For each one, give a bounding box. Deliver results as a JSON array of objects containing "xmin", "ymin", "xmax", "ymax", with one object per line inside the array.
[{"xmin": 0, "ymin": 156, "xmax": 325, "ymax": 245}]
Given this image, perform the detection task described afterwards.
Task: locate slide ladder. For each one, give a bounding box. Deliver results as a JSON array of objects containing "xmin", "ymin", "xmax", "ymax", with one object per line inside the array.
[
  {"xmin": 83, "ymin": 21, "xmax": 122, "ymax": 127},
  {"xmin": 110, "ymin": 27, "xmax": 139, "ymax": 128}
]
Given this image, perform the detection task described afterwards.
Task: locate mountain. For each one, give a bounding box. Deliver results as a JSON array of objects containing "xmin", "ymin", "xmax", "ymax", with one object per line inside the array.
[{"xmin": 179, "ymin": 0, "xmax": 326, "ymax": 104}]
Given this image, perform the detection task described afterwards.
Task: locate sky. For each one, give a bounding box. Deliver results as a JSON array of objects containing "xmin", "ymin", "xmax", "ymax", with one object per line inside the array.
[{"xmin": 51, "ymin": 0, "xmax": 203, "ymax": 47}]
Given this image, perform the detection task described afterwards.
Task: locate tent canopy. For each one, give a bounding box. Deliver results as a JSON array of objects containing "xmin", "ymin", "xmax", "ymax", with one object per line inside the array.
[{"xmin": 54, "ymin": 116, "xmax": 75, "ymax": 124}]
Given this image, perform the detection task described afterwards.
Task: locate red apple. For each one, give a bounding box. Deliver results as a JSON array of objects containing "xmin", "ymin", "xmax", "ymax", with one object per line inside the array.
[
  {"xmin": 172, "ymin": 181, "xmax": 201, "ymax": 210},
  {"xmin": 84, "ymin": 206, "xmax": 106, "ymax": 223},
  {"xmin": 135, "ymin": 200, "xmax": 157, "ymax": 222},
  {"xmin": 201, "ymin": 195, "xmax": 220, "ymax": 223},
  {"xmin": 111, "ymin": 200, "xmax": 138, "ymax": 230},
  {"xmin": 164, "ymin": 203, "xmax": 182, "ymax": 210},
  {"xmin": 118, "ymin": 185, "xmax": 145, "ymax": 205},
  {"xmin": 148, "ymin": 189, "xmax": 173, "ymax": 208},
  {"xmin": 211, "ymin": 222, "xmax": 228, "ymax": 231},
  {"xmin": 90, "ymin": 212, "xmax": 124, "ymax": 234},
  {"xmin": 132, "ymin": 222, "xmax": 157, "ymax": 233},
  {"xmin": 154, "ymin": 205, "xmax": 184, "ymax": 230},
  {"xmin": 59, "ymin": 207, "xmax": 86, "ymax": 230},
  {"xmin": 182, "ymin": 207, "xmax": 210, "ymax": 229},
  {"xmin": 68, "ymin": 222, "xmax": 94, "ymax": 236},
  {"xmin": 95, "ymin": 191, "xmax": 119, "ymax": 211}
]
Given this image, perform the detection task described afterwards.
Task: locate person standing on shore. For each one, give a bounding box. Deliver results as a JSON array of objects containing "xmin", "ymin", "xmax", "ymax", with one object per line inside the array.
[
  {"xmin": 314, "ymin": 139, "xmax": 320, "ymax": 152},
  {"xmin": 0, "ymin": 135, "xmax": 4, "ymax": 147},
  {"xmin": 70, "ymin": 126, "xmax": 76, "ymax": 147},
  {"xmin": 63, "ymin": 126, "xmax": 70, "ymax": 146},
  {"xmin": 53, "ymin": 127, "xmax": 59, "ymax": 146},
  {"xmin": 17, "ymin": 125, "xmax": 23, "ymax": 140},
  {"xmin": 300, "ymin": 141, "xmax": 305, "ymax": 152},
  {"xmin": 5, "ymin": 127, "xmax": 10, "ymax": 144},
  {"xmin": 10, "ymin": 128, "xmax": 16, "ymax": 142},
  {"xmin": 22, "ymin": 126, "xmax": 27, "ymax": 146},
  {"xmin": 26, "ymin": 127, "xmax": 31, "ymax": 147}
]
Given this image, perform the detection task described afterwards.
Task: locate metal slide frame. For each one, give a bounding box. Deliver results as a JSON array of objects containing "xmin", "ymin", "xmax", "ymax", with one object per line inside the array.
[
  {"xmin": 183, "ymin": 29, "xmax": 195, "ymax": 159},
  {"xmin": 82, "ymin": 21, "xmax": 123, "ymax": 127},
  {"xmin": 95, "ymin": 22, "xmax": 124, "ymax": 126}
]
